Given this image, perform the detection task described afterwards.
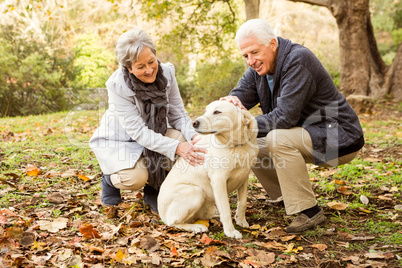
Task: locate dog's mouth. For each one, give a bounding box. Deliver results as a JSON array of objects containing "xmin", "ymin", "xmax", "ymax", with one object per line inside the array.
[{"xmin": 195, "ymin": 130, "xmax": 218, "ymax": 135}]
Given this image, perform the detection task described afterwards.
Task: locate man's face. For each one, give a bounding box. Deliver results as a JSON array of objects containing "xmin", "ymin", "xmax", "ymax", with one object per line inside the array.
[{"xmin": 239, "ymin": 36, "xmax": 277, "ymax": 76}]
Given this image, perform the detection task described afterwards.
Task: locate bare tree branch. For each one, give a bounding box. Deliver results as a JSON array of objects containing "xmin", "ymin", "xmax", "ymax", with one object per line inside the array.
[{"xmin": 287, "ymin": 0, "xmax": 330, "ymax": 8}]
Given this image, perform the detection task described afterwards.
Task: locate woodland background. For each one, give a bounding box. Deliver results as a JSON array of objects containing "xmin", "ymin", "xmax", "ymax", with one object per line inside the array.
[
  {"xmin": 0, "ymin": 1, "xmax": 401, "ymax": 267},
  {"xmin": 0, "ymin": 0, "xmax": 401, "ymax": 117}
]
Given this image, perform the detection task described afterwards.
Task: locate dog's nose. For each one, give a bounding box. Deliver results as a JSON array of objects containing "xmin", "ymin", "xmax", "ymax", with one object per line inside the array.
[{"xmin": 193, "ymin": 120, "xmax": 200, "ymax": 128}]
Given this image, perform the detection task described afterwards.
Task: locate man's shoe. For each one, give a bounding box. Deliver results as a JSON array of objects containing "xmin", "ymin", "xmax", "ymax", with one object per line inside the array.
[
  {"xmin": 101, "ymin": 174, "xmax": 121, "ymax": 206},
  {"xmin": 143, "ymin": 185, "xmax": 159, "ymax": 213},
  {"xmin": 286, "ymin": 208, "xmax": 326, "ymax": 233}
]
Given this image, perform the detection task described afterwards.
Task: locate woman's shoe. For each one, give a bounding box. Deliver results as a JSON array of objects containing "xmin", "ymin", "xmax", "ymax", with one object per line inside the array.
[
  {"xmin": 101, "ymin": 174, "xmax": 121, "ymax": 206},
  {"xmin": 143, "ymin": 184, "xmax": 159, "ymax": 213}
]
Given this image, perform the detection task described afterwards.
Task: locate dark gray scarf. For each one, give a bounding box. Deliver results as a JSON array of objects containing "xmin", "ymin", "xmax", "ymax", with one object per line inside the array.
[{"xmin": 123, "ymin": 61, "xmax": 168, "ymax": 190}]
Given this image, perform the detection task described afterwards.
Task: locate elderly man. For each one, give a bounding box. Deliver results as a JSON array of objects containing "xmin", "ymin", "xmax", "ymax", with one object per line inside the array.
[{"xmin": 221, "ymin": 19, "xmax": 364, "ymax": 233}]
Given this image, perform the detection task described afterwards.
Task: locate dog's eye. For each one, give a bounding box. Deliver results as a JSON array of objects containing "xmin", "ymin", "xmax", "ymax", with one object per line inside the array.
[{"xmin": 213, "ymin": 110, "xmax": 221, "ymax": 115}]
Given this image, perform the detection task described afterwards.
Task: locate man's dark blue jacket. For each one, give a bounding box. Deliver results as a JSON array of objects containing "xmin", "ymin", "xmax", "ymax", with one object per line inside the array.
[{"xmin": 230, "ymin": 37, "xmax": 364, "ymax": 165}]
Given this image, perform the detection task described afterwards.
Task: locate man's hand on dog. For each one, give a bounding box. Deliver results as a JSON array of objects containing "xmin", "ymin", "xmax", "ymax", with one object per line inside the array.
[
  {"xmin": 176, "ymin": 135, "xmax": 207, "ymax": 166},
  {"xmin": 220, "ymin": 96, "xmax": 247, "ymax": 110}
]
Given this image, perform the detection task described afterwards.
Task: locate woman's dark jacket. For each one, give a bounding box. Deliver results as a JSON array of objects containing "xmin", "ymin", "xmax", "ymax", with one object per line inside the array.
[{"xmin": 230, "ymin": 37, "xmax": 364, "ymax": 165}]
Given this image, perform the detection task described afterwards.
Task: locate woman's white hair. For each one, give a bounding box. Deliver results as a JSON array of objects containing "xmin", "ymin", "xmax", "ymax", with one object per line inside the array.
[
  {"xmin": 235, "ymin": 19, "xmax": 277, "ymax": 47},
  {"xmin": 115, "ymin": 28, "xmax": 156, "ymax": 69}
]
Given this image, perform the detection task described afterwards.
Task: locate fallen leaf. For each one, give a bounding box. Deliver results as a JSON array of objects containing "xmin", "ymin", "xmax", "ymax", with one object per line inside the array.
[
  {"xmin": 310, "ymin": 244, "xmax": 327, "ymax": 251},
  {"xmin": 4, "ymin": 173, "xmax": 20, "ymax": 179},
  {"xmin": 334, "ymin": 179, "xmax": 346, "ymax": 185},
  {"xmin": 382, "ymin": 252, "xmax": 395, "ymax": 259},
  {"xmin": 130, "ymin": 221, "xmax": 142, "ymax": 228},
  {"xmin": 337, "ymin": 186, "xmax": 352, "ymax": 195},
  {"xmin": 358, "ymin": 207, "xmax": 372, "ymax": 213},
  {"xmin": 341, "ymin": 255, "xmax": 360, "ymax": 264},
  {"xmin": 61, "ymin": 169, "xmax": 77, "ymax": 178},
  {"xmin": 47, "ymin": 193, "xmax": 66, "ymax": 204},
  {"xmin": 338, "ymin": 231, "xmax": 355, "ymax": 239},
  {"xmin": 262, "ymin": 241, "xmax": 287, "ymax": 251},
  {"xmin": 319, "ymin": 168, "xmax": 338, "ymax": 177},
  {"xmin": 85, "ymin": 243, "xmax": 105, "ymax": 253},
  {"xmin": 365, "ymin": 252, "xmax": 386, "ymax": 259},
  {"xmin": 335, "ymin": 241, "xmax": 349, "ymax": 248},
  {"xmin": 201, "ymin": 246, "xmax": 226, "ymax": 267},
  {"xmin": 266, "ymin": 227, "xmax": 287, "ymax": 237},
  {"xmin": 31, "ymin": 240, "xmax": 47, "ymax": 251},
  {"xmin": 363, "ymin": 157, "xmax": 382, "ymax": 162},
  {"xmin": 0, "ymin": 215, "xmax": 6, "ymax": 225},
  {"xmin": 0, "ymin": 209, "xmax": 17, "ymax": 216},
  {"xmin": 249, "ymin": 224, "xmax": 261, "ymax": 230},
  {"xmin": 377, "ymin": 195, "xmax": 392, "ymax": 201},
  {"xmin": 246, "ymin": 248, "xmax": 275, "ymax": 265},
  {"xmin": 26, "ymin": 164, "xmax": 41, "ymax": 176},
  {"xmin": 140, "ymin": 236, "xmax": 159, "ymax": 252},
  {"xmin": 6, "ymin": 227, "xmax": 24, "ymax": 241},
  {"xmin": 37, "ymin": 218, "xmax": 69, "ymax": 233},
  {"xmin": 171, "ymin": 246, "xmax": 178, "ymax": 257},
  {"xmin": 115, "ymin": 248, "xmax": 126, "ymax": 262},
  {"xmin": 360, "ymin": 195, "xmax": 369, "ymax": 205},
  {"xmin": 200, "ymin": 233, "xmax": 227, "ymax": 245},
  {"xmin": 20, "ymin": 232, "xmax": 35, "ymax": 247},
  {"xmin": 390, "ymin": 186, "xmax": 398, "ymax": 193},
  {"xmin": 284, "ymin": 243, "xmax": 303, "ymax": 253},
  {"xmin": 79, "ymin": 223, "xmax": 102, "ymax": 239},
  {"xmin": 78, "ymin": 174, "xmax": 90, "ymax": 181},
  {"xmin": 351, "ymin": 236, "xmax": 375, "ymax": 241},
  {"xmin": 327, "ymin": 201, "xmax": 347, "ymax": 210},
  {"xmin": 280, "ymin": 235, "xmax": 298, "ymax": 242},
  {"xmin": 193, "ymin": 219, "xmax": 209, "ymax": 228}
]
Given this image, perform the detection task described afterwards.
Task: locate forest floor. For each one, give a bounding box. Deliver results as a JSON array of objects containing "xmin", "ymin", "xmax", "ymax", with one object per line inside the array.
[{"xmin": 0, "ymin": 100, "xmax": 401, "ymax": 267}]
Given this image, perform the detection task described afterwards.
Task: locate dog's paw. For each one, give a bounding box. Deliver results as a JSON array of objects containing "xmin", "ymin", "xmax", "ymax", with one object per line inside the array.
[
  {"xmin": 189, "ymin": 224, "xmax": 209, "ymax": 233},
  {"xmin": 225, "ymin": 229, "xmax": 242, "ymax": 239},
  {"xmin": 235, "ymin": 218, "xmax": 249, "ymax": 228}
]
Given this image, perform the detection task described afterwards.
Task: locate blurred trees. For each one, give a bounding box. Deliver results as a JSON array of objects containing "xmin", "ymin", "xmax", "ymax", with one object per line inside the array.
[
  {"xmin": 140, "ymin": 0, "xmax": 401, "ymax": 102},
  {"xmin": 0, "ymin": 0, "xmax": 121, "ymax": 117},
  {"xmin": 0, "ymin": 23, "xmax": 80, "ymax": 117},
  {"xmin": 73, "ymin": 34, "xmax": 115, "ymax": 88},
  {"xmin": 0, "ymin": 0, "xmax": 400, "ymax": 117},
  {"xmin": 289, "ymin": 0, "xmax": 401, "ymax": 101}
]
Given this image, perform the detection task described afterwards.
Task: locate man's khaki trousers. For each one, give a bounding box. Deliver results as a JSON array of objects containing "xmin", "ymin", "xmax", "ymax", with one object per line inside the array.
[{"xmin": 252, "ymin": 127, "xmax": 358, "ymax": 215}]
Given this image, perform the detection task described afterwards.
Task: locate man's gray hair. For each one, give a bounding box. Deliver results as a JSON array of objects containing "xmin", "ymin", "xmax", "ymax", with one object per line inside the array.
[
  {"xmin": 115, "ymin": 28, "xmax": 156, "ymax": 69},
  {"xmin": 235, "ymin": 19, "xmax": 278, "ymax": 47}
]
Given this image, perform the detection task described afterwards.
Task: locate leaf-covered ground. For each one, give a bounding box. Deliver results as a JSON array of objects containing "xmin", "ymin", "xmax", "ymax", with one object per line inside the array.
[{"xmin": 0, "ymin": 101, "xmax": 401, "ymax": 267}]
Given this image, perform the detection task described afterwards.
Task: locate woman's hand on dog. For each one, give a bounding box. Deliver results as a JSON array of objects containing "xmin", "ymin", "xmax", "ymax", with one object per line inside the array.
[
  {"xmin": 220, "ymin": 96, "xmax": 246, "ymax": 110},
  {"xmin": 176, "ymin": 137, "xmax": 207, "ymax": 166}
]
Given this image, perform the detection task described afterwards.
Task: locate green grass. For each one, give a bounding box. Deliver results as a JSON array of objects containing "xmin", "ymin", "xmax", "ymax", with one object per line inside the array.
[{"xmin": 0, "ymin": 105, "xmax": 401, "ymax": 267}]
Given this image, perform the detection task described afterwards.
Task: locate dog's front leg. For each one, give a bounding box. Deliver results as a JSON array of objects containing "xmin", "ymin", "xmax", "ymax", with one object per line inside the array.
[
  {"xmin": 235, "ymin": 179, "xmax": 249, "ymax": 228},
  {"xmin": 211, "ymin": 176, "xmax": 242, "ymax": 239}
]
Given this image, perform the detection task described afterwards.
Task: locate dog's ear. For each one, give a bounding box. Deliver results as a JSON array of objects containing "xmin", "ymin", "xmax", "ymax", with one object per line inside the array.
[{"xmin": 241, "ymin": 109, "xmax": 252, "ymax": 128}]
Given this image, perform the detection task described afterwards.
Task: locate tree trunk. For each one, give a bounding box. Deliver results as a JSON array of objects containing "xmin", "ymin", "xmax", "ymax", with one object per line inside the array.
[
  {"xmin": 287, "ymin": 0, "xmax": 402, "ymax": 101},
  {"xmin": 244, "ymin": 0, "xmax": 260, "ymax": 20},
  {"xmin": 386, "ymin": 44, "xmax": 402, "ymax": 101}
]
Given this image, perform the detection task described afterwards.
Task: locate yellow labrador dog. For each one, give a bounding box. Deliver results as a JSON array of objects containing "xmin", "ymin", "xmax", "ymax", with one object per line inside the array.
[{"xmin": 158, "ymin": 101, "xmax": 258, "ymax": 238}]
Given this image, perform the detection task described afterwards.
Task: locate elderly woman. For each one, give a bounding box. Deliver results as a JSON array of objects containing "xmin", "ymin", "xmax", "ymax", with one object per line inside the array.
[{"xmin": 89, "ymin": 28, "xmax": 206, "ymax": 212}]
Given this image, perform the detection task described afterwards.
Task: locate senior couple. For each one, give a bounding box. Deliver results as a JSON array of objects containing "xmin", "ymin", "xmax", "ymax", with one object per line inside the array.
[{"xmin": 89, "ymin": 19, "xmax": 364, "ymax": 233}]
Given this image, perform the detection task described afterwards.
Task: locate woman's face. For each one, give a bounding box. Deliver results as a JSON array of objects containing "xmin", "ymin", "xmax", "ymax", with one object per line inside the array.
[{"xmin": 129, "ymin": 46, "xmax": 158, "ymax": 84}]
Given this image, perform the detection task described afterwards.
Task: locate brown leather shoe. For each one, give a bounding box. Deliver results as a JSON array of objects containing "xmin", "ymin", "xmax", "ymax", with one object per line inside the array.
[{"xmin": 286, "ymin": 209, "xmax": 326, "ymax": 233}]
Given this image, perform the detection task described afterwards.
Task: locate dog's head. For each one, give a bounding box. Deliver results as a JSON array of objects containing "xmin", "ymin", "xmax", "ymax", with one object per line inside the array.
[{"xmin": 192, "ymin": 101, "xmax": 257, "ymax": 146}]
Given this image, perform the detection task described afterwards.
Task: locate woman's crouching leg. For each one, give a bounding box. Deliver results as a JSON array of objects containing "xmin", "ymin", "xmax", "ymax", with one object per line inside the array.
[{"xmin": 110, "ymin": 157, "xmax": 149, "ymax": 191}]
